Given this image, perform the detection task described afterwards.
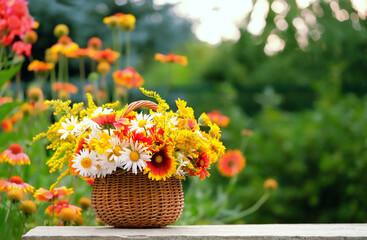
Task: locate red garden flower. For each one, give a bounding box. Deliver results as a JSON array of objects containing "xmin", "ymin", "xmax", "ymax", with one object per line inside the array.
[
  {"xmin": 0, "ymin": 176, "xmax": 34, "ymax": 193},
  {"xmin": 34, "ymin": 186, "xmax": 74, "ymax": 201},
  {"xmin": 0, "ymin": 143, "xmax": 30, "ymax": 166},
  {"xmin": 206, "ymin": 110, "xmax": 230, "ymax": 127}
]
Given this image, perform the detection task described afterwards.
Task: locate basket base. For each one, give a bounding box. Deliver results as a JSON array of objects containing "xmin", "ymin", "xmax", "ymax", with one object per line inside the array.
[{"xmin": 91, "ymin": 169, "xmax": 184, "ymax": 228}]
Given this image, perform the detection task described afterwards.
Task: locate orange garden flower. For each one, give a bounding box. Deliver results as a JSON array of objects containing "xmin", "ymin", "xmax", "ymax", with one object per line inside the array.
[
  {"xmin": 112, "ymin": 67, "xmax": 144, "ymax": 89},
  {"xmin": 28, "ymin": 60, "xmax": 54, "ymax": 72},
  {"xmin": 27, "ymin": 87, "xmax": 44, "ymax": 101},
  {"xmin": 50, "ymin": 36, "xmax": 79, "ymax": 57},
  {"xmin": 78, "ymin": 197, "xmax": 91, "ymax": 210},
  {"xmin": 52, "ymin": 82, "xmax": 78, "ymax": 94},
  {"xmin": 145, "ymin": 146, "xmax": 176, "ymax": 181},
  {"xmin": 241, "ymin": 129, "xmax": 253, "ymax": 136},
  {"xmin": 92, "ymin": 49, "xmax": 120, "ymax": 63},
  {"xmin": 206, "ymin": 110, "xmax": 230, "ymax": 127},
  {"xmin": 217, "ymin": 150, "xmax": 246, "ymax": 177},
  {"xmin": 24, "ymin": 30, "xmax": 38, "ymax": 44},
  {"xmin": 0, "ymin": 176, "xmax": 34, "ymax": 193},
  {"xmin": 67, "ymin": 48, "xmax": 91, "ymax": 58},
  {"xmin": 20, "ymin": 200, "xmax": 37, "ymax": 215},
  {"xmin": 59, "ymin": 207, "xmax": 77, "ymax": 222},
  {"xmin": 97, "ymin": 61, "xmax": 111, "ymax": 75},
  {"xmin": 103, "ymin": 13, "xmax": 136, "ymax": 31},
  {"xmin": 264, "ymin": 178, "xmax": 278, "ymax": 190},
  {"xmin": 88, "ymin": 37, "xmax": 102, "ymax": 50},
  {"xmin": 84, "ymin": 84, "xmax": 94, "ymax": 94},
  {"xmin": 0, "ymin": 144, "xmax": 30, "ymax": 166},
  {"xmin": 155, "ymin": 53, "xmax": 188, "ymax": 66},
  {"xmin": 45, "ymin": 199, "xmax": 81, "ymax": 217},
  {"xmin": 2, "ymin": 119, "xmax": 13, "ymax": 132},
  {"xmin": 82, "ymin": 177, "xmax": 94, "ymax": 185},
  {"xmin": 7, "ymin": 189, "xmax": 24, "ymax": 202},
  {"xmin": 34, "ymin": 186, "xmax": 74, "ymax": 201}
]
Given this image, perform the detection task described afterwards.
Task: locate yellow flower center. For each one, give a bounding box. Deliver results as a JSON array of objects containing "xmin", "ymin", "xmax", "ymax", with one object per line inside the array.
[
  {"xmin": 81, "ymin": 158, "xmax": 92, "ymax": 169},
  {"xmin": 130, "ymin": 151, "xmax": 140, "ymax": 162},
  {"xmin": 155, "ymin": 155, "xmax": 163, "ymax": 164},
  {"xmin": 67, "ymin": 125, "xmax": 75, "ymax": 131},
  {"xmin": 199, "ymin": 159, "xmax": 205, "ymax": 167},
  {"xmin": 138, "ymin": 119, "xmax": 147, "ymax": 128},
  {"xmin": 113, "ymin": 146, "xmax": 122, "ymax": 156}
]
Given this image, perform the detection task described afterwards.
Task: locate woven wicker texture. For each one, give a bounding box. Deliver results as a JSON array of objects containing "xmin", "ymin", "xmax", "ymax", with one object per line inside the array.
[
  {"xmin": 91, "ymin": 100, "xmax": 183, "ymax": 228},
  {"xmin": 91, "ymin": 169, "xmax": 184, "ymax": 227}
]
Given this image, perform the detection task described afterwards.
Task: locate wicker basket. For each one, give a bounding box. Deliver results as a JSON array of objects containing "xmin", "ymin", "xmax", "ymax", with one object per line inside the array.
[{"xmin": 91, "ymin": 100, "xmax": 184, "ymax": 228}]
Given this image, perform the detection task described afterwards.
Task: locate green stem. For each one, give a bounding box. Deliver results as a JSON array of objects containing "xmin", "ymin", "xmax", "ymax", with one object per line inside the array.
[
  {"xmin": 100, "ymin": 74, "xmax": 109, "ymax": 102},
  {"xmin": 51, "ymin": 199, "xmax": 55, "ymax": 225},
  {"xmin": 240, "ymin": 136, "xmax": 249, "ymax": 153},
  {"xmin": 0, "ymin": 44, "xmax": 5, "ymax": 69},
  {"xmin": 15, "ymin": 71, "xmax": 22, "ymax": 101},
  {"xmin": 64, "ymin": 55, "xmax": 69, "ymax": 83},
  {"xmin": 79, "ymin": 58, "xmax": 86, "ymax": 92},
  {"xmin": 50, "ymin": 67, "xmax": 56, "ymax": 99},
  {"xmin": 8, "ymin": 165, "xmax": 14, "ymax": 179},
  {"xmin": 68, "ymin": 177, "xmax": 79, "ymax": 205},
  {"xmin": 16, "ymin": 204, "xmax": 26, "ymax": 235},
  {"xmin": 4, "ymin": 201, "xmax": 13, "ymax": 226},
  {"xmin": 125, "ymin": 32, "xmax": 130, "ymax": 67},
  {"xmin": 58, "ymin": 53, "xmax": 63, "ymax": 82},
  {"xmin": 164, "ymin": 63, "xmax": 173, "ymax": 98},
  {"xmin": 220, "ymin": 191, "xmax": 271, "ymax": 223}
]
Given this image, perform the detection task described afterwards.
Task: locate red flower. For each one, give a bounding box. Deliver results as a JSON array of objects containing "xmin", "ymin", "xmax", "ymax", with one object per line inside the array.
[
  {"xmin": 52, "ymin": 82, "xmax": 78, "ymax": 94},
  {"xmin": 0, "ymin": 176, "xmax": 34, "ymax": 193},
  {"xmin": 12, "ymin": 41, "xmax": 32, "ymax": 56},
  {"xmin": 0, "ymin": 143, "xmax": 30, "ymax": 166},
  {"xmin": 188, "ymin": 153, "xmax": 211, "ymax": 180},
  {"xmin": 217, "ymin": 150, "xmax": 246, "ymax": 177},
  {"xmin": 206, "ymin": 110, "xmax": 230, "ymax": 127},
  {"xmin": 45, "ymin": 199, "xmax": 81, "ymax": 217},
  {"xmin": 92, "ymin": 49, "xmax": 119, "ymax": 63}
]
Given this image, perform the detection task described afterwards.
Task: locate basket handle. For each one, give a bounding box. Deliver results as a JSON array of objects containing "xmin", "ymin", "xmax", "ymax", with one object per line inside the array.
[{"xmin": 122, "ymin": 100, "xmax": 158, "ymax": 118}]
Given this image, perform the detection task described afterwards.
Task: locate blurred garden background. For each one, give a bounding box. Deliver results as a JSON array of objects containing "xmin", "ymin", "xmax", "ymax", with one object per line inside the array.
[{"xmin": 1, "ymin": 0, "xmax": 367, "ymax": 238}]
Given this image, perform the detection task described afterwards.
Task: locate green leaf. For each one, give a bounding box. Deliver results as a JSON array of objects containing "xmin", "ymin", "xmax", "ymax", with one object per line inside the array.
[
  {"xmin": 0, "ymin": 63, "xmax": 22, "ymax": 88},
  {"xmin": 0, "ymin": 102, "xmax": 22, "ymax": 122}
]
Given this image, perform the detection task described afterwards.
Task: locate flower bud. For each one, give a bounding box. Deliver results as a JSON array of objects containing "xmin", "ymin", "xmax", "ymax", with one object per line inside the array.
[
  {"xmin": 20, "ymin": 200, "xmax": 37, "ymax": 215},
  {"xmin": 7, "ymin": 189, "xmax": 24, "ymax": 202},
  {"xmin": 97, "ymin": 62, "xmax": 111, "ymax": 75},
  {"xmin": 24, "ymin": 30, "xmax": 38, "ymax": 44},
  {"xmin": 264, "ymin": 178, "xmax": 278, "ymax": 191},
  {"xmin": 78, "ymin": 197, "xmax": 91, "ymax": 210},
  {"xmin": 59, "ymin": 208, "xmax": 77, "ymax": 222},
  {"xmin": 54, "ymin": 24, "xmax": 69, "ymax": 38}
]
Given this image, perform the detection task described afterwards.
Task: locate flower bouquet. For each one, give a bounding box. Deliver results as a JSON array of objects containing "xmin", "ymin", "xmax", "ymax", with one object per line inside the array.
[{"xmin": 34, "ymin": 88, "xmax": 225, "ymax": 227}]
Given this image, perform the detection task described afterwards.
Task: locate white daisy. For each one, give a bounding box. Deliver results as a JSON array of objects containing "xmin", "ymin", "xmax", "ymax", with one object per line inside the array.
[
  {"xmin": 175, "ymin": 152, "xmax": 190, "ymax": 177},
  {"xmin": 92, "ymin": 107, "xmax": 113, "ymax": 117},
  {"xmin": 129, "ymin": 112, "xmax": 155, "ymax": 133},
  {"xmin": 106, "ymin": 136, "xmax": 129, "ymax": 165},
  {"xmin": 95, "ymin": 153, "xmax": 116, "ymax": 178},
  {"xmin": 58, "ymin": 116, "xmax": 80, "ymax": 139},
  {"xmin": 78, "ymin": 117, "xmax": 100, "ymax": 131},
  {"xmin": 72, "ymin": 149, "xmax": 99, "ymax": 177},
  {"xmin": 120, "ymin": 140, "xmax": 151, "ymax": 174}
]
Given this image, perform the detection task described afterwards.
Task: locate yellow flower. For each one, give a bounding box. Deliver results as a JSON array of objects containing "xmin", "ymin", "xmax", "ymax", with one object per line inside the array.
[{"xmin": 89, "ymin": 132, "xmax": 112, "ymax": 155}]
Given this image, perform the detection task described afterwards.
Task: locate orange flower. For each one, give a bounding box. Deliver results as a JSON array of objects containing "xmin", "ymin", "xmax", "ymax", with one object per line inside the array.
[
  {"xmin": 264, "ymin": 178, "xmax": 278, "ymax": 190},
  {"xmin": 81, "ymin": 177, "xmax": 94, "ymax": 185},
  {"xmin": 28, "ymin": 60, "xmax": 54, "ymax": 72},
  {"xmin": 206, "ymin": 110, "xmax": 230, "ymax": 127},
  {"xmin": 24, "ymin": 30, "xmax": 38, "ymax": 44},
  {"xmin": 0, "ymin": 144, "xmax": 30, "ymax": 166},
  {"xmin": 0, "ymin": 176, "xmax": 34, "ymax": 193},
  {"xmin": 97, "ymin": 61, "xmax": 111, "ymax": 75},
  {"xmin": 155, "ymin": 53, "xmax": 188, "ymax": 66},
  {"xmin": 92, "ymin": 49, "xmax": 120, "ymax": 63},
  {"xmin": 45, "ymin": 199, "xmax": 81, "ymax": 217},
  {"xmin": 112, "ymin": 67, "xmax": 144, "ymax": 89},
  {"xmin": 27, "ymin": 87, "xmax": 44, "ymax": 100},
  {"xmin": 84, "ymin": 84, "xmax": 94, "ymax": 94},
  {"xmin": 50, "ymin": 36, "xmax": 79, "ymax": 57},
  {"xmin": 187, "ymin": 152, "xmax": 211, "ymax": 180},
  {"xmin": 34, "ymin": 186, "xmax": 74, "ymax": 201},
  {"xmin": 88, "ymin": 37, "xmax": 102, "ymax": 50},
  {"xmin": 241, "ymin": 129, "xmax": 253, "ymax": 136},
  {"xmin": 52, "ymin": 82, "xmax": 78, "ymax": 94},
  {"xmin": 217, "ymin": 150, "xmax": 246, "ymax": 177},
  {"xmin": 1, "ymin": 119, "xmax": 13, "ymax": 132}
]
